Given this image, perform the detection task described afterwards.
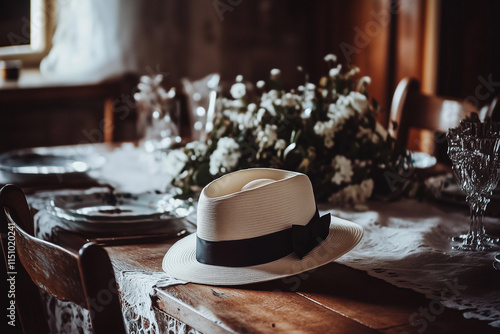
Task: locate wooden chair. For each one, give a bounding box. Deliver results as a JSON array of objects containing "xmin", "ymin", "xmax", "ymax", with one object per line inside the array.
[
  {"xmin": 0, "ymin": 184, "xmax": 126, "ymax": 334},
  {"xmin": 388, "ymin": 77, "xmax": 479, "ymax": 160}
]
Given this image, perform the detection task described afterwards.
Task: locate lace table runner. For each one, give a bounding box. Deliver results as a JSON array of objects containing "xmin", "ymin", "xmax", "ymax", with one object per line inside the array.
[
  {"xmin": 31, "ymin": 186, "xmax": 500, "ymax": 330},
  {"xmin": 325, "ymin": 199, "xmax": 500, "ymax": 328},
  {"xmin": 38, "ymin": 271, "xmax": 195, "ymax": 334},
  {"xmin": 33, "ymin": 200, "xmax": 200, "ymax": 334}
]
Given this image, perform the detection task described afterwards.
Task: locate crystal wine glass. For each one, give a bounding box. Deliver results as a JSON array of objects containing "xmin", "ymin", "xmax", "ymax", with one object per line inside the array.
[{"xmin": 447, "ymin": 128, "xmax": 500, "ymax": 251}]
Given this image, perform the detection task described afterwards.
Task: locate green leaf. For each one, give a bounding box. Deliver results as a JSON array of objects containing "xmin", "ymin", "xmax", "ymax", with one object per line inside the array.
[{"xmin": 192, "ymin": 163, "xmax": 212, "ymax": 187}]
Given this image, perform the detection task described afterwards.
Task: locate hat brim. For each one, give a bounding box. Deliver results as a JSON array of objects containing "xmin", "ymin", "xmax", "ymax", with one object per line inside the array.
[{"xmin": 162, "ymin": 215, "xmax": 363, "ymax": 286}]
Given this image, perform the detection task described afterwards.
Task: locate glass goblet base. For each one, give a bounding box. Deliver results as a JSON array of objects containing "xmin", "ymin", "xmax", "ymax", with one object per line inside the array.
[{"xmin": 451, "ymin": 233, "xmax": 500, "ymax": 251}]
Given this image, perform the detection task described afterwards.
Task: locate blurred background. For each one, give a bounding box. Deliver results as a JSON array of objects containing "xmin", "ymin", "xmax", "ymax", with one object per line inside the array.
[{"xmin": 0, "ymin": 0, "xmax": 499, "ymax": 152}]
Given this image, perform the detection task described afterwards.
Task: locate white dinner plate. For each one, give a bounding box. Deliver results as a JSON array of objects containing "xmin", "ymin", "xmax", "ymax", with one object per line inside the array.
[
  {"xmin": 49, "ymin": 190, "xmax": 194, "ymax": 233},
  {"xmin": 51, "ymin": 191, "xmax": 193, "ymax": 222},
  {"xmin": 0, "ymin": 148, "xmax": 105, "ymax": 182}
]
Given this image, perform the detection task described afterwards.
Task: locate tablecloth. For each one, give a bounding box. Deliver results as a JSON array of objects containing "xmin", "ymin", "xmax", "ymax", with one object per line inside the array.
[
  {"xmin": 33, "ymin": 198, "xmax": 500, "ymax": 332},
  {"xmin": 26, "ymin": 144, "xmax": 500, "ymax": 331},
  {"xmin": 329, "ymin": 199, "xmax": 500, "ymax": 328}
]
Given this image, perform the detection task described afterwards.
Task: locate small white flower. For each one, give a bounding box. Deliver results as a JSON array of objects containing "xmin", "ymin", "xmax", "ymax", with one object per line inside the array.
[
  {"xmin": 336, "ymin": 94, "xmax": 350, "ymax": 107},
  {"xmin": 164, "ymin": 149, "xmax": 188, "ymax": 176},
  {"xmin": 306, "ymin": 83, "xmax": 316, "ymax": 91},
  {"xmin": 185, "ymin": 141, "xmax": 207, "ymax": 157},
  {"xmin": 324, "ymin": 54, "xmax": 337, "ymax": 62},
  {"xmin": 209, "ymin": 137, "xmax": 241, "ymax": 175},
  {"xmin": 256, "ymin": 108, "xmax": 267, "ymax": 122},
  {"xmin": 329, "ymin": 64, "xmax": 342, "ymax": 78},
  {"xmin": 274, "ymin": 139, "xmax": 286, "ymax": 151},
  {"xmin": 260, "ymin": 100, "xmax": 275, "ymax": 116},
  {"xmin": 331, "ymin": 155, "xmax": 353, "ymax": 185},
  {"xmin": 346, "ymin": 67, "xmax": 360, "ymax": 78},
  {"xmin": 266, "ymin": 89, "xmax": 279, "ymax": 101},
  {"xmin": 242, "ymin": 110, "xmax": 256, "ymax": 129},
  {"xmin": 349, "ymin": 91, "xmax": 369, "ymax": 113},
  {"xmin": 230, "ymin": 82, "xmax": 246, "ymax": 99},
  {"xmin": 314, "ymin": 120, "xmax": 338, "ymax": 148},
  {"xmin": 282, "ymin": 93, "xmax": 297, "ymax": 107},
  {"xmin": 358, "ymin": 76, "xmax": 371, "ymax": 87},
  {"xmin": 235, "ymin": 74, "xmax": 243, "ymax": 82},
  {"xmin": 354, "ymin": 159, "xmax": 367, "ymax": 168},
  {"xmin": 257, "ymin": 124, "xmax": 278, "ymax": 148},
  {"xmin": 301, "ymin": 107, "xmax": 312, "ymax": 119},
  {"xmin": 256, "ymin": 80, "xmax": 265, "ymax": 89},
  {"xmin": 327, "ymin": 103, "xmax": 339, "ymax": 116},
  {"xmin": 229, "ymin": 99, "xmax": 244, "ymax": 109},
  {"xmin": 270, "ymin": 68, "xmax": 281, "ymax": 80},
  {"xmin": 314, "ymin": 122, "xmax": 326, "ymax": 136},
  {"xmin": 331, "ymin": 172, "xmax": 344, "ymax": 185}
]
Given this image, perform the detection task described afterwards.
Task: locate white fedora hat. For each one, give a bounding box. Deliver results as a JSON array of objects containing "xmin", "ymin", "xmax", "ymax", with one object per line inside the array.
[{"xmin": 162, "ymin": 168, "xmax": 363, "ymax": 286}]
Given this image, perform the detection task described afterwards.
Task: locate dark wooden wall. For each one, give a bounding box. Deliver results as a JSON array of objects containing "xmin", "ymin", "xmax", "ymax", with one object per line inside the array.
[
  {"xmin": 437, "ymin": 0, "xmax": 500, "ymax": 106},
  {"xmin": 1, "ymin": 0, "xmax": 499, "ymax": 151}
]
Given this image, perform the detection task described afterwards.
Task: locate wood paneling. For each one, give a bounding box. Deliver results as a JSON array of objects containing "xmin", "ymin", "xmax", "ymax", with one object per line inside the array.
[
  {"xmin": 0, "ymin": 72, "xmax": 138, "ymax": 152},
  {"xmin": 438, "ymin": 0, "xmax": 500, "ymax": 107}
]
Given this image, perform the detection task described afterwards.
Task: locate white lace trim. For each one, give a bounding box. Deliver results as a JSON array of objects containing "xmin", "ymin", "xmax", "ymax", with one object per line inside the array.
[
  {"xmin": 118, "ymin": 271, "xmax": 188, "ymax": 334},
  {"xmin": 33, "ymin": 207, "xmax": 198, "ymax": 334},
  {"xmin": 326, "ymin": 199, "xmax": 500, "ymax": 328},
  {"xmin": 32, "ymin": 193, "xmax": 500, "ymax": 330}
]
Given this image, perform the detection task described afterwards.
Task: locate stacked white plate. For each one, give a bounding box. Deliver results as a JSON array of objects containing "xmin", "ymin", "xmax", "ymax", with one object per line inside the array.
[{"xmin": 49, "ymin": 191, "xmax": 194, "ymax": 233}]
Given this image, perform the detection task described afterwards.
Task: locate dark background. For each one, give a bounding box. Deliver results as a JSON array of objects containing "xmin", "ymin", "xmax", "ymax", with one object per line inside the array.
[{"xmin": 0, "ymin": 0, "xmax": 499, "ymax": 150}]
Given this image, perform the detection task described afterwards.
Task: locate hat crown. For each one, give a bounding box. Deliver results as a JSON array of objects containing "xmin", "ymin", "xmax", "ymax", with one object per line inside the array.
[{"xmin": 197, "ymin": 169, "xmax": 316, "ymax": 242}]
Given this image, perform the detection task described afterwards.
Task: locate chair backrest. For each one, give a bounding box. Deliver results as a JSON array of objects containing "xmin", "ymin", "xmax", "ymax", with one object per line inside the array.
[
  {"xmin": 0, "ymin": 184, "xmax": 126, "ymax": 334},
  {"xmin": 388, "ymin": 77, "xmax": 478, "ymax": 158}
]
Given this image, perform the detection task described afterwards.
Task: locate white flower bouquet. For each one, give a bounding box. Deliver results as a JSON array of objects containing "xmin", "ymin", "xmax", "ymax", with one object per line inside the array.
[{"xmin": 167, "ymin": 55, "xmax": 406, "ymax": 205}]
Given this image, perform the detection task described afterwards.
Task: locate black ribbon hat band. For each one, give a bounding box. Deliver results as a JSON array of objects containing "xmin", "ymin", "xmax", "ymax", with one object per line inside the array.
[{"xmin": 196, "ymin": 209, "xmax": 331, "ymax": 267}]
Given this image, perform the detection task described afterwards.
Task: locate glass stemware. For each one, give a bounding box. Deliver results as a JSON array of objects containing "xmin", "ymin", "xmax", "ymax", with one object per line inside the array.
[
  {"xmin": 447, "ymin": 123, "xmax": 500, "ymax": 251},
  {"xmin": 182, "ymin": 73, "xmax": 220, "ymax": 142},
  {"xmin": 135, "ymin": 75, "xmax": 181, "ymax": 154}
]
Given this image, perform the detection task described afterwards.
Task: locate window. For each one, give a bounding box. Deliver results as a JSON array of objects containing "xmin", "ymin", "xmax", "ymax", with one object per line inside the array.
[{"xmin": 0, "ymin": 0, "xmax": 52, "ymax": 64}]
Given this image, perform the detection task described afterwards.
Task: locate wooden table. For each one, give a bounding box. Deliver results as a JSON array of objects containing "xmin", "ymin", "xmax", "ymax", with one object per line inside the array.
[
  {"xmin": 4, "ymin": 143, "xmax": 498, "ymax": 333},
  {"xmin": 103, "ymin": 234, "xmax": 497, "ymax": 334}
]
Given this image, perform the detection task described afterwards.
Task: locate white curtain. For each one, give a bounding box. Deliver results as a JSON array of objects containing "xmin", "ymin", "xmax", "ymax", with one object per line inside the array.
[{"xmin": 40, "ymin": 0, "xmax": 171, "ymax": 82}]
